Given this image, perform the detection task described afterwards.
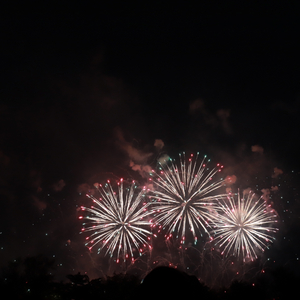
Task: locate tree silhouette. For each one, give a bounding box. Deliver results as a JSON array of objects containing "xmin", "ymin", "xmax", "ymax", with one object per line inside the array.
[{"xmin": 66, "ymin": 272, "xmax": 90, "ymax": 286}]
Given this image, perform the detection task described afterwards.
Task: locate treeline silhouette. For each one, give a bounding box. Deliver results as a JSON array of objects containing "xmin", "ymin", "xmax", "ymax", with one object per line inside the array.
[{"xmin": 0, "ymin": 254, "xmax": 299, "ymax": 299}]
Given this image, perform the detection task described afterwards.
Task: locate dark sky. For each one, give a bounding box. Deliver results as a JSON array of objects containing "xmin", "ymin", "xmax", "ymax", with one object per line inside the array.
[{"xmin": 1, "ymin": 2, "xmax": 300, "ymax": 285}]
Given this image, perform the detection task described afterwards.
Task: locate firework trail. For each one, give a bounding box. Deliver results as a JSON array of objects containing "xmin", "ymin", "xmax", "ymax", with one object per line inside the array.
[
  {"xmin": 79, "ymin": 179, "xmax": 154, "ymax": 263},
  {"xmin": 210, "ymin": 190, "xmax": 279, "ymax": 262},
  {"xmin": 149, "ymin": 152, "xmax": 225, "ymax": 244}
]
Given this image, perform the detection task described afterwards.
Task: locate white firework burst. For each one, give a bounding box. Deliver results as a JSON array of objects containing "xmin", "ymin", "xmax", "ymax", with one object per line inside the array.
[
  {"xmin": 149, "ymin": 152, "xmax": 225, "ymax": 244},
  {"xmin": 211, "ymin": 190, "xmax": 279, "ymax": 262},
  {"xmin": 79, "ymin": 178, "xmax": 153, "ymax": 263}
]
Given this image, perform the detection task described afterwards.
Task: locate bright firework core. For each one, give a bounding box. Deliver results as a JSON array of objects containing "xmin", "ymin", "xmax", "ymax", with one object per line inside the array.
[
  {"xmin": 149, "ymin": 152, "xmax": 226, "ymax": 244},
  {"xmin": 80, "ymin": 179, "xmax": 153, "ymax": 263},
  {"xmin": 211, "ymin": 191, "xmax": 279, "ymax": 262}
]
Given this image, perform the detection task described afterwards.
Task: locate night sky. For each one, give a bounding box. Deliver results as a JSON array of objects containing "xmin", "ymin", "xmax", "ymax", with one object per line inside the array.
[{"xmin": 1, "ymin": 2, "xmax": 300, "ymax": 286}]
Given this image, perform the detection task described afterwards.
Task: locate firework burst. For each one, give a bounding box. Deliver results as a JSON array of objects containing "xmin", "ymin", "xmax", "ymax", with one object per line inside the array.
[
  {"xmin": 149, "ymin": 152, "xmax": 225, "ymax": 244},
  {"xmin": 79, "ymin": 179, "xmax": 153, "ymax": 263},
  {"xmin": 211, "ymin": 190, "xmax": 279, "ymax": 262}
]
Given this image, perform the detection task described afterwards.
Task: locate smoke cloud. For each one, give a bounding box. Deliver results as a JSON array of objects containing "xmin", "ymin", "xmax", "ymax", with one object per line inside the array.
[
  {"xmin": 216, "ymin": 109, "xmax": 232, "ymax": 134},
  {"xmin": 224, "ymin": 175, "xmax": 237, "ymax": 185},
  {"xmin": 115, "ymin": 128, "xmax": 153, "ymax": 164},
  {"xmin": 154, "ymin": 139, "xmax": 164, "ymax": 150},
  {"xmin": 251, "ymin": 145, "xmax": 264, "ymax": 154},
  {"xmin": 272, "ymin": 167, "xmax": 283, "ymax": 178},
  {"xmin": 114, "ymin": 129, "xmax": 166, "ymax": 178},
  {"xmin": 189, "ymin": 99, "xmax": 232, "ymax": 134},
  {"xmin": 32, "ymin": 195, "xmax": 47, "ymax": 211},
  {"xmin": 52, "ymin": 179, "xmax": 66, "ymax": 192},
  {"xmin": 261, "ymin": 188, "xmax": 271, "ymax": 202},
  {"xmin": 157, "ymin": 154, "xmax": 171, "ymax": 165}
]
